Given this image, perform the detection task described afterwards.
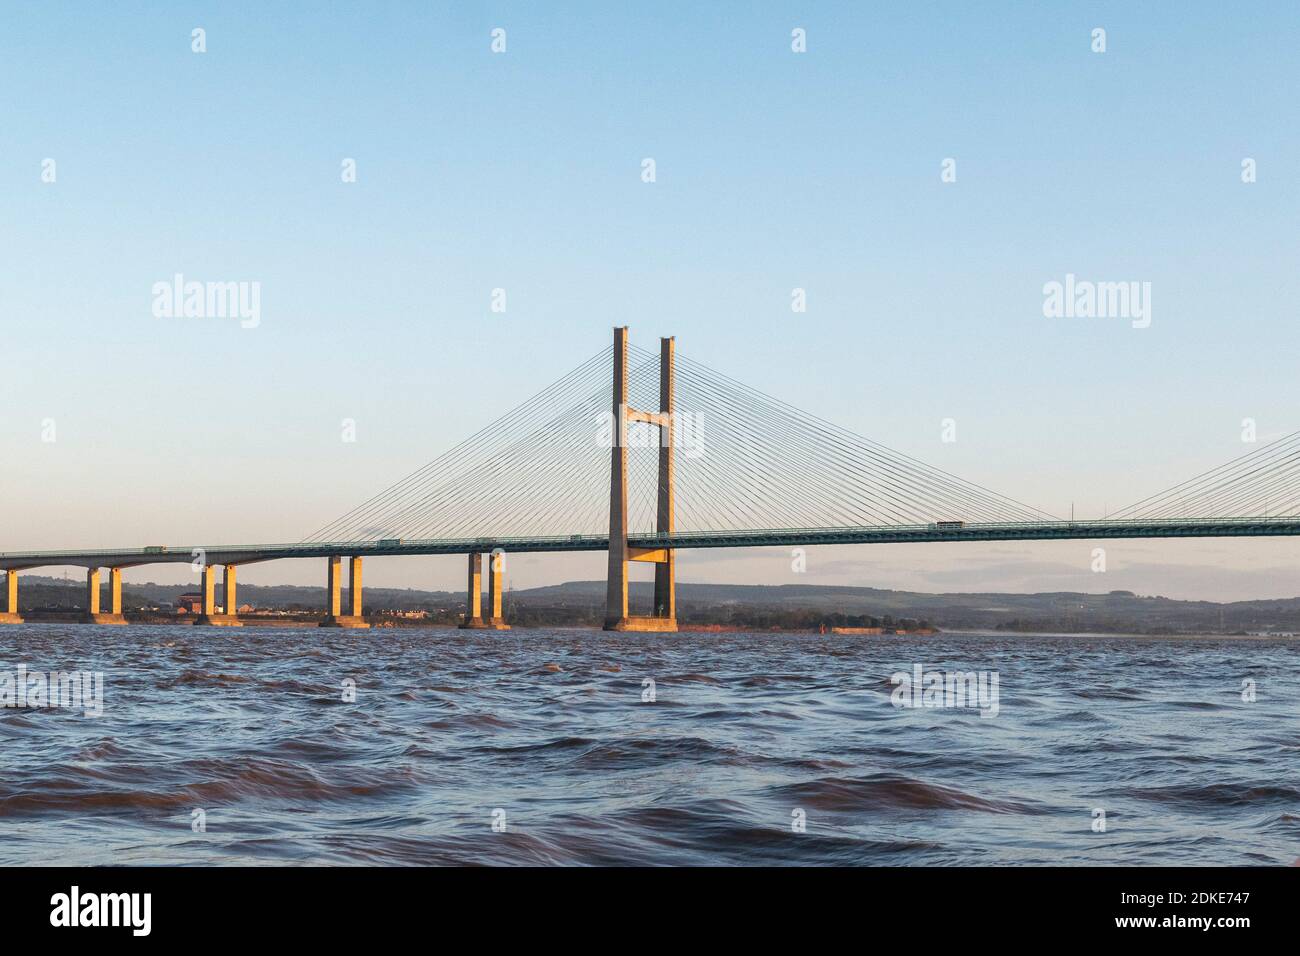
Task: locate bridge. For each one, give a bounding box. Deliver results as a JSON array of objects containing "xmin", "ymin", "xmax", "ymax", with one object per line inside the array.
[{"xmin": 3, "ymin": 327, "xmax": 1299, "ymax": 629}]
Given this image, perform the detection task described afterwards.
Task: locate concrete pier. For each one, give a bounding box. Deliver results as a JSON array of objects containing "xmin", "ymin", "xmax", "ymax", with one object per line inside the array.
[
  {"xmin": 195, "ymin": 564, "xmax": 242, "ymax": 626},
  {"xmin": 85, "ymin": 567, "xmax": 127, "ymax": 625},
  {"xmin": 459, "ymin": 552, "xmax": 487, "ymax": 628},
  {"xmin": 606, "ymin": 615, "xmax": 680, "ymax": 632},
  {"xmin": 0, "ymin": 570, "xmax": 23, "ymax": 624},
  {"xmin": 320, "ymin": 555, "xmax": 369, "ymax": 628},
  {"xmin": 485, "ymin": 551, "xmax": 510, "ymax": 630}
]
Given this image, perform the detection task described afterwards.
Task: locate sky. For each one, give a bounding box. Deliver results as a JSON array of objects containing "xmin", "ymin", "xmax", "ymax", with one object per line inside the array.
[{"xmin": 3, "ymin": 2, "xmax": 1300, "ymax": 601}]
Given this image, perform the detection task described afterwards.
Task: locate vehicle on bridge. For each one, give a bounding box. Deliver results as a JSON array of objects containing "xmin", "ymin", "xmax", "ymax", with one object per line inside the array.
[{"xmin": 934, "ymin": 521, "xmax": 965, "ymax": 530}]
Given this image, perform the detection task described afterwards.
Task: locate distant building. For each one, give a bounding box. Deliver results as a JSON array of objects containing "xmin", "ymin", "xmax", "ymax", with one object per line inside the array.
[{"xmin": 176, "ymin": 593, "xmax": 203, "ymax": 614}]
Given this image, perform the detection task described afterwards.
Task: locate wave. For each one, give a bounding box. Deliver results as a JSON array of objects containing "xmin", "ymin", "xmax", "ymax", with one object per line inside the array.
[
  {"xmin": 1121, "ymin": 782, "xmax": 1300, "ymax": 808},
  {"xmin": 768, "ymin": 774, "xmax": 1040, "ymax": 814},
  {"xmin": 3, "ymin": 624, "xmax": 1297, "ymax": 864}
]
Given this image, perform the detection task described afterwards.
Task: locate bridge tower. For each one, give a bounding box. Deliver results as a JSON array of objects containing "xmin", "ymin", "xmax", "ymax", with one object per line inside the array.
[{"xmin": 605, "ymin": 327, "xmax": 678, "ymax": 632}]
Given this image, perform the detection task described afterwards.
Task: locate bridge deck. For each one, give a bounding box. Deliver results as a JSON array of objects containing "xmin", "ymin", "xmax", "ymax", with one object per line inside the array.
[{"xmin": 2, "ymin": 517, "xmax": 1298, "ymax": 570}]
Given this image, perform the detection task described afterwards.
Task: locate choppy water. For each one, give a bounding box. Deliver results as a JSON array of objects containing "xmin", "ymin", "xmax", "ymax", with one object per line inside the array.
[{"xmin": 0, "ymin": 625, "xmax": 1296, "ymax": 865}]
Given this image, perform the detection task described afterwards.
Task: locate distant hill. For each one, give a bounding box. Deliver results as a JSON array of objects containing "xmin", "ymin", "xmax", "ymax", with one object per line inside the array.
[
  {"xmin": 515, "ymin": 581, "xmax": 1299, "ymax": 633},
  {"xmin": 8, "ymin": 574, "xmax": 1298, "ymax": 633}
]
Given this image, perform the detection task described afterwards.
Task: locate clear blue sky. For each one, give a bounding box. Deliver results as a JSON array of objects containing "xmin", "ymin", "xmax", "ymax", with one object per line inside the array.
[{"xmin": 3, "ymin": 2, "xmax": 1299, "ymax": 599}]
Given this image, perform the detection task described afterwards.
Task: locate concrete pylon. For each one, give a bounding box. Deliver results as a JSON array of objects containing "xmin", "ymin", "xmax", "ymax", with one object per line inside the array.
[
  {"xmin": 85, "ymin": 567, "xmax": 127, "ymax": 625},
  {"xmin": 654, "ymin": 336, "xmax": 677, "ymax": 621},
  {"xmin": 459, "ymin": 552, "xmax": 487, "ymax": 628},
  {"xmin": 225, "ymin": 565, "xmax": 236, "ymax": 619},
  {"xmin": 349, "ymin": 557, "xmax": 365, "ymax": 620},
  {"xmin": 604, "ymin": 327, "xmax": 678, "ymax": 632},
  {"xmin": 225, "ymin": 565, "xmax": 240, "ymax": 624},
  {"xmin": 604, "ymin": 327, "xmax": 631, "ymax": 627},
  {"xmin": 321, "ymin": 555, "xmax": 369, "ymax": 628},
  {"xmin": 195, "ymin": 563, "xmax": 243, "ymax": 626},
  {"xmin": 0, "ymin": 570, "xmax": 24, "ymax": 624},
  {"xmin": 484, "ymin": 550, "xmax": 510, "ymax": 630}
]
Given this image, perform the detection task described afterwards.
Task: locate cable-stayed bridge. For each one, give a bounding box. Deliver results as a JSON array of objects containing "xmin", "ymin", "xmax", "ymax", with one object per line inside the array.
[{"xmin": 4, "ymin": 327, "xmax": 1300, "ymax": 629}]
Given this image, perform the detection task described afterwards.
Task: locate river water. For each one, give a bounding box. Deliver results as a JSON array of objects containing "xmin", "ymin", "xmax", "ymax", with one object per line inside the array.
[{"xmin": 0, "ymin": 625, "xmax": 1296, "ymax": 865}]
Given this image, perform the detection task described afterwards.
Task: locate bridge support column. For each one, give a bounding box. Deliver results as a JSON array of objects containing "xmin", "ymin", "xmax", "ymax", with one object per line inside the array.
[
  {"xmin": 110, "ymin": 568, "xmax": 121, "ymax": 616},
  {"xmin": 604, "ymin": 327, "xmax": 678, "ymax": 632},
  {"xmin": 604, "ymin": 327, "xmax": 630, "ymax": 628},
  {"xmin": 84, "ymin": 567, "xmax": 126, "ymax": 625},
  {"xmin": 192, "ymin": 563, "xmax": 215, "ymax": 625},
  {"xmin": 195, "ymin": 564, "xmax": 243, "ymax": 626},
  {"xmin": 321, "ymin": 556, "xmax": 369, "ymax": 628},
  {"xmin": 459, "ymin": 552, "xmax": 487, "ymax": 629},
  {"xmin": 654, "ymin": 335, "xmax": 677, "ymax": 624},
  {"xmin": 225, "ymin": 565, "xmax": 238, "ymax": 622},
  {"xmin": 485, "ymin": 550, "xmax": 510, "ymax": 630},
  {"xmin": 0, "ymin": 571, "xmax": 23, "ymax": 624}
]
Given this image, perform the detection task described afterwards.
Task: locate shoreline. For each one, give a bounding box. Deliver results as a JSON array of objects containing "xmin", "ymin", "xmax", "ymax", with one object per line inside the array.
[{"xmin": 1, "ymin": 616, "xmax": 1295, "ymax": 639}]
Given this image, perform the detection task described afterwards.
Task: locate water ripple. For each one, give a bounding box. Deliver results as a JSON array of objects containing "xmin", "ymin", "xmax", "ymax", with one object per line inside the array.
[{"xmin": 0, "ymin": 625, "xmax": 1296, "ymax": 865}]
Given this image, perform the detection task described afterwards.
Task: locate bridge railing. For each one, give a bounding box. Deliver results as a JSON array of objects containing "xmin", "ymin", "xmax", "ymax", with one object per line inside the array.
[
  {"xmin": 628, "ymin": 514, "xmax": 1300, "ymax": 541},
  {"xmin": 0, "ymin": 534, "xmax": 615, "ymax": 561},
  {"xmin": 6, "ymin": 515, "xmax": 1300, "ymax": 563}
]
